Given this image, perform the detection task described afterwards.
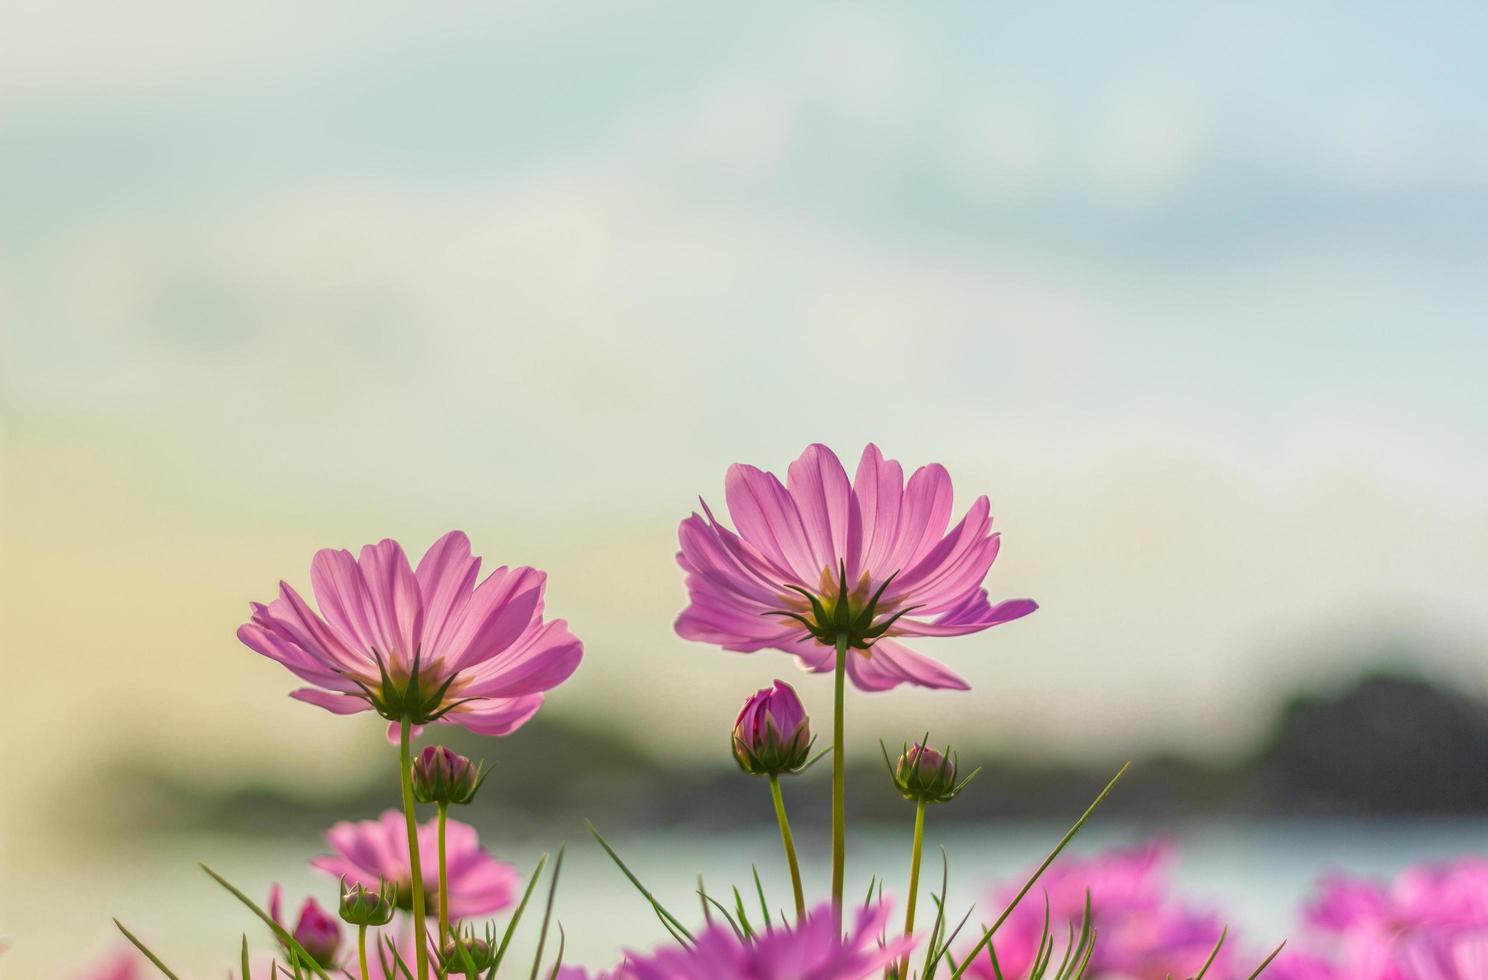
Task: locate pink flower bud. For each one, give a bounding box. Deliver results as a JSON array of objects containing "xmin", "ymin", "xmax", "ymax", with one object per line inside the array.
[
  {"xmin": 731, "ymin": 680, "xmax": 812, "ymax": 776},
  {"xmin": 411, "ymin": 745, "xmax": 484, "ymax": 806},
  {"xmin": 269, "ymin": 884, "xmax": 342, "ymax": 968}
]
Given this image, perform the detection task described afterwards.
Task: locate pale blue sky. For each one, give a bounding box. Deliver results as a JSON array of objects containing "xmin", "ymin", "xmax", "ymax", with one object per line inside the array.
[{"xmin": 4, "ymin": 1, "xmax": 1487, "ymax": 806}]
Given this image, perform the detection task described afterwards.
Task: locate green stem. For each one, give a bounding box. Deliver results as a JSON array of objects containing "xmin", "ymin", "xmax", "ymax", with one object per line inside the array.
[
  {"xmin": 437, "ymin": 803, "xmax": 451, "ymax": 948},
  {"xmin": 831, "ymin": 633, "xmax": 849, "ymax": 923},
  {"xmin": 398, "ymin": 718, "xmax": 431, "ymax": 980},
  {"xmin": 899, "ymin": 801, "xmax": 927, "ymax": 979},
  {"xmin": 768, "ymin": 774, "xmax": 807, "ymax": 922},
  {"xmin": 357, "ymin": 924, "xmax": 369, "ymax": 980}
]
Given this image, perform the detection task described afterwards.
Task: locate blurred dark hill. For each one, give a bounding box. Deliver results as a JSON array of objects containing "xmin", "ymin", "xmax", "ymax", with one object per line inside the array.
[{"xmin": 88, "ymin": 671, "xmax": 1488, "ymax": 839}]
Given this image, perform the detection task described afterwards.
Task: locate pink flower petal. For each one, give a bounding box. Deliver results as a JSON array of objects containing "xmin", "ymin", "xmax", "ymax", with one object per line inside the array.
[
  {"xmin": 786, "ymin": 443, "xmax": 852, "ymax": 576},
  {"xmin": 845, "ymin": 639, "xmax": 969, "ymax": 691}
]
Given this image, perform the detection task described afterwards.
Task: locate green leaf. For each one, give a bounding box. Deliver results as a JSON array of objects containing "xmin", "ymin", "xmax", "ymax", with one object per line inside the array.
[
  {"xmin": 112, "ymin": 920, "xmax": 183, "ymax": 980},
  {"xmin": 489, "ymin": 851, "xmax": 549, "ymax": 975},
  {"xmin": 752, "ymin": 866, "xmax": 772, "ymax": 931},
  {"xmin": 587, "ymin": 821, "xmax": 694, "ymax": 944},
  {"xmin": 199, "ymin": 865, "xmax": 334, "ymax": 980},
  {"xmin": 1192, "ymin": 927, "xmax": 1229, "ymax": 979},
  {"xmin": 528, "ymin": 845, "xmax": 566, "ymax": 980},
  {"xmin": 1247, "ymin": 940, "xmax": 1287, "ymax": 979},
  {"xmin": 951, "ymin": 763, "xmax": 1130, "ymax": 978}
]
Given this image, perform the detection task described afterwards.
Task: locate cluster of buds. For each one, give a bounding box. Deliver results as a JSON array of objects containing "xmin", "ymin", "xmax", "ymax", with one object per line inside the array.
[
  {"xmin": 884, "ymin": 738, "xmax": 979, "ymax": 805},
  {"xmin": 411, "ymin": 745, "xmax": 487, "ymax": 806},
  {"xmin": 732, "ymin": 680, "xmax": 814, "ymax": 777},
  {"xmin": 439, "ymin": 924, "xmax": 498, "ymax": 976},
  {"xmin": 269, "ymin": 885, "xmax": 342, "ymax": 969},
  {"xmin": 338, "ymin": 878, "xmax": 396, "ymax": 927}
]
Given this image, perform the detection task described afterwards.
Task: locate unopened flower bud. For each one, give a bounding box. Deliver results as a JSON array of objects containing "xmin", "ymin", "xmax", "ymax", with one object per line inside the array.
[
  {"xmin": 339, "ymin": 879, "xmax": 396, "ymax": 927},
  {"xmin": 731, "ymin": 680, "xmax": 812, "ymax": 776},
  {"xmin": 440, "ymin": 934, "xmax": 496, "ymax": 975},
  {"xmin": 886, "ymin": 739, "xmax": 978, "ymax": 805},
  {"xmin": 411, "ymin": 745, "xmax": 485, "ymax": 806},
  {"xmin": 270, "ymin": 885, "xmax": 342, "ymax": 968}
]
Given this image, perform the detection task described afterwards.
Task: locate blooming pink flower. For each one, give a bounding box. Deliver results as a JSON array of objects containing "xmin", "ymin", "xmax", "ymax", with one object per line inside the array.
[
  {"xmin": 622, "ymin": 900, "xmax": 914, "ymax": 980},
  {"xmin": 965, "ymin": 841, "xmax": 1230, "ymax": 980},
  {"xmin": 269, "ymin": 884, "xmax": 342, "ymax": 968},
  {"xmin": 676, "ymin": 444, "xmax": 1036, "ymax": 691},
  {"xmin": 1273, "ymin": 859, "xmax": 1488, "ymax": 980},
  {"xmin": 311, "ymin": 810, "xmax": 517, "ymax": 920},
  {"xmin": 238, "ymin": 530, "xmax": 582, "ymax": 738}
]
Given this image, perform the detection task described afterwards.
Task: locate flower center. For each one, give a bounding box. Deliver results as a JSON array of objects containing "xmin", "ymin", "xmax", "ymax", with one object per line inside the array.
[{"xmin": 766, "ymin": 561, "xmax": 918, "ymax": 650}]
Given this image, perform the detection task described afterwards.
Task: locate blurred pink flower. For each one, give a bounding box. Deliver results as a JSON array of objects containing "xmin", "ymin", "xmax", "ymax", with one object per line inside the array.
[
  {"xmin": 269, "ymin": 884, "xmax": 342, "ymax": 968},
  {"xmin": 676, "ymin": 443, "xmax": 1036, "ymax": 691},
  {"xmin": 238, "ymin": 530, "xmax": 582, "ymax": 738},
  {"xmin": 622, "ymin": 900, "xmax": 914, "ymax": 980},
  {"xmin": 965, "ymin": 841, "xmax": 1231, "ymax": 980},
  {"xmin": 1401, "ymin": 929, "xmax": 1488, "ymax": 980},
  {"xmin": 311, "ymin": 810, "xmax": 517, "ymax": 920},
  {"xmin": 70, "ymin": 950, "xmax": 142, "ymax": 980},
  {"xmin": 1272, "ymin": 859, "xmax": 1488, "ymax": 980}
]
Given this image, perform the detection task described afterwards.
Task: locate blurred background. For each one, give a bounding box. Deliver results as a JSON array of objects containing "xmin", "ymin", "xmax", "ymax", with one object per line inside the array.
[{"xmin": 3, "ymin": 1, "xmax": 1487, "ymax": 975}]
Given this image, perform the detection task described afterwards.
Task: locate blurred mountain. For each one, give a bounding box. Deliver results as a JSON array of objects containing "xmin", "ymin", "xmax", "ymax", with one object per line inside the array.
[{"xmin": 83, "ymin": 670, "xmax": 1488, "ymax": 838}]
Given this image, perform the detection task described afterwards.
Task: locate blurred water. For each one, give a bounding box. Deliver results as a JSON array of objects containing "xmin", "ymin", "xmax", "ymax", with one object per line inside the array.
[{"xmin": 15, "ymin": 818, "xmax": 1486, "ymax": 978}]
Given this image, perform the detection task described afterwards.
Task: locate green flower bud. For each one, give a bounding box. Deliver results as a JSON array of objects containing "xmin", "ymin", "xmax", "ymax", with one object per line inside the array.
[
  {"xmin": 884, "ymin": 738, "xmax": 980, "ymax": 805},
  {"xmin": 440, "ymin": 930, "xmax": 496, "ymax": 975},
  {"xmin": 338, "ymin": 879, "xmax": 396, "ymax": 927}
]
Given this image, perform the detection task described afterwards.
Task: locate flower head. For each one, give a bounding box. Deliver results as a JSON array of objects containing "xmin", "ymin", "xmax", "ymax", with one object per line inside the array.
[
  {"xmin": 238, "ymin": 530, "xmax": 582, "ymax": 737},
  {"xmin": 676, "ymin": 444, "xmax": 1036, "ymax": 692},
  {"xmin": 340, "ymin": 879, "xmax": 397, "ymax": 927},
  {"xmin": 412, "ymin": 745, "xmax": 485, "ymax": 806},
  {"xmin": 623, "ymin": 900, "xmax": 914, "ymax": 980},
  {"xmin": 887, "ymin": 739, "xmax": 976, "ymax": 804},
  {"xmin": 965, "ymin": 841, "xmax": 1229, "ymax": 980},
  {"xmin": 732, "ymin": 680, "xmax": 812, "ymax": 776},
  {"xmin": 1270, "ymin": 858, "xmax": 1488, "ymax": 980},
  {"xmin": 440, "ymin": 927, "xmax": 497, "ymax": 976},
  {"xmin": 311, "ymin": 810, "xmax": 518, "ymax": 920},
  {"xmin": 270, "ymin": 885, "xmax": 343, "ymax": 968}
]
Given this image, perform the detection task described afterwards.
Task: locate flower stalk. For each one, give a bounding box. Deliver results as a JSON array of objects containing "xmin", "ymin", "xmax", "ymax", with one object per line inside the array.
[
  {"xmin": 900, "ymin": 799, "xmax": 926, "ymax": 979},
  {"xmin": 768, "ymin": 774, "xmax": 806, "ymax": 921},
  {"xmin": 397, "ymin": 718, "xmax": 431, "ymax": 980},
  {"xmin": 831, "ymin": 632, "xmax": 848, "ymax": 922},
  {"xmin": 357, "ymin": 924, "xmax": 369, "ymax": 980},
  {"xmin": 437, "ymin": 802, "xmax": 451, "ymax": 948}
]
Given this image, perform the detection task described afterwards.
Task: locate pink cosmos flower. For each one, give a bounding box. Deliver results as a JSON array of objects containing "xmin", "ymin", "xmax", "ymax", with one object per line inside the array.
[
  {"xmin": 676, "ymin": 444, "xmax": 1036, "ymax": 691},
  {"xmin": 1272, "ymin": 858, "xmax": 1488, "ymax": 980},
  {"xmin": 965, "ymin": 841, "xmax": 1231, "ymax": 980},
  {"xmin": 269, "ymin": 885, "xmax": 342, "ymax": 968},
  {"xmin": 237, "ymin": 530, "xmax": 582, "ymax": 738},
  {"xmin": 312, "ymin": 810, "xmax": 517, "ymax": 920},
  {"xmin": 622, "ymin": 900, "xmax": 914, "ymax": 980}
]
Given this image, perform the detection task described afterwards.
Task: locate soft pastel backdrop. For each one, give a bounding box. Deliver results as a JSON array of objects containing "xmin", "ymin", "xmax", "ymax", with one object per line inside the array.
[{"xmin": 3, "ymin": 2, "xmax": 1486, "ymax": 976}]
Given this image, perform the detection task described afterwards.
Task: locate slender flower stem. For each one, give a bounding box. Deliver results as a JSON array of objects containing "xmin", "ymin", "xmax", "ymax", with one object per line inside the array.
[
  {"xmin": 398, "ymin": 718, "xmax": 431, "ymax": 980},
  {"xmin": 357, "ymin": 924, "xmax": 369, "ymax": 980},
  {"xmin": 768, "ymin": 774, "xmax": 807, "ymax": 921},
  {"xmin": 437, "ymin": 802, "xmax": 451, "ymax": 948},
  {"xmin": 831, "ymin": 632, "xmax": 849, "ymax": 924},
  {"xmin": 899, "ymin": 800, "xmax": 927, "ymax": 978}
]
